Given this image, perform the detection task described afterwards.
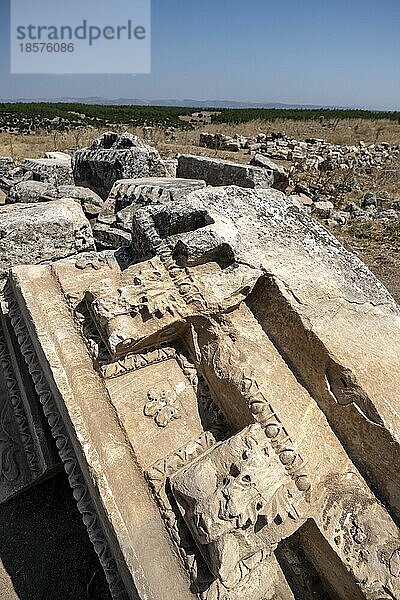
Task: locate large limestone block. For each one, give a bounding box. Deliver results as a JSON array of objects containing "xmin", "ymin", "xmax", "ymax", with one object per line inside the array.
[
  {"xmin": 73, "ymin": 133, "xmax": 168, "ymax": 199},
  {"xmin": 4, "ymin": 185, "xmax": 400, "ymax": 599},
  {"xmin": 6, "ymin": 180, "xmax": 104, "ymax": 217},
  {"xmin": 6, "ymin": 216, "xmax": 400, "ymax": 599},
  {"xmin": 0, "ymin": 199, "xmax": 95, "ymax": 278},
  {"xmin": 177, "ymin": 154, "xmax": 273, "ymax": 188},
  {"xmin": 6, "ymin": 181, "xmax": 58, "ymax": 204}
]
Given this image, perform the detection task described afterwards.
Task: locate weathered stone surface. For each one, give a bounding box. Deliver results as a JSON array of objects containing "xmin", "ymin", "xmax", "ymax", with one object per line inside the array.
[
  {"xmin": 92, "ymin": 222, "xmax": 132, "ymax": 250},
  {"xmin": 0, "ymin": 168, "xmax": 33, "ymax": 194},
  {"xmin": 73, "ymin": 132, "xmax": 168, "ymax": 199},
  {"xmin": 95, "ymin": 178, "xmax": 207, "ymax": 250},
  {"xmin": 0, "ymin": 199, "xmax": 95, "ymax": 278},
  {"xmin": 3, "ymin": 183, "xmax": 400, "ymax": 600},
  {"xmin": 19, "ymin": 157, "xmax": 74, "ymax": 185},
  {"xmin": 0, "ymin": 296, "xmax": 59, "ymax": 503},
  {"xmin": 57, "ymin": 184, "xmax": 104, "ymax": 216},
  {"xmin": 6, "ymin": 181, "xmax": 103, "ymax": 217},
  {"xmin": 103, "ymin": 177, "xmax": 207, "ymax": 215},
  {"xmin": 162, "ymin": 158, "xmax": 178, "ymax": 177},
  {"xmin": 177, "ymin": 155, "xmax": 273, "ymax": 188},
  {"xmin": 250, "ymin": 153, "xmax": 289, "ymax": 191},
  {"xmin": 6, "ymin": 180, "xmax": 58, "ymax": 204},
  {"xmin": 0, "ymin": 157, "xmax": 14, "ymax": 178},
  {"xmin": 134, "ymin": 185, "xmax": 400, "ymax": 525}
]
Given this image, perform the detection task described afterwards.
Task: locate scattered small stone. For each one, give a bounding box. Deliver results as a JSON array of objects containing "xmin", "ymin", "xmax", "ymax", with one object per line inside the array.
[
  {"xmin": 313, "ymin": 200, "xmax": 334, "ymax": 219},
  {"xmin": 362, "ymin": 193, "xmax": 378, "ymax": 209}
]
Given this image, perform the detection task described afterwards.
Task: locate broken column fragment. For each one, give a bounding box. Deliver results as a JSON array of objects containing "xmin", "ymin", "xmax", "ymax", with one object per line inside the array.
[{"xmin": 73, "ymin": 132, "xmax": 168, "ymax": 199}]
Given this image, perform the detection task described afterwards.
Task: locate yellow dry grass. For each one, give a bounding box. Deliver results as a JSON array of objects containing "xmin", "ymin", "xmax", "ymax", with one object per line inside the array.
[{"xmin": 1, "ymin": 118, "xmax": 399, "ymax": 163}]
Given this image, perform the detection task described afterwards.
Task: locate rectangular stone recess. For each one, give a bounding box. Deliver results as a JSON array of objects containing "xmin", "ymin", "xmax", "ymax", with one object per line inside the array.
[
  {"xmin": 275, "ymin": 520, "xmax": 364, "ymax": 600},
  {"xmin": 105, "ymin": 357, "xmax": 206, "ymax": 470}
]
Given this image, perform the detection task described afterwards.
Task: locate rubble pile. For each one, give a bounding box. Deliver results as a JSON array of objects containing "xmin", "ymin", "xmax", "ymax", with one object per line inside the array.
[
  {"xmin": 200, "ymin": 131, "xmax": 400, "ymax": 173},
  {"xmin": 1, "ymin": 130, "xmax": 399, "ymax": 264}
]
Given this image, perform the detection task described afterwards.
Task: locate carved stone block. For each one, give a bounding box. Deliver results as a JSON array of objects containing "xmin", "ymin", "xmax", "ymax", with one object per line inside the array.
[
  {"xmin": 171, "ymin": 423, "xmax": 308, "ymax": 588},
  {"xmin": 73, "ymin": 133, "xmax": 168, "ymax": 199},
  {"xmin": 2, "ymin": 184, "xmax": 400, "ymax": 600}
]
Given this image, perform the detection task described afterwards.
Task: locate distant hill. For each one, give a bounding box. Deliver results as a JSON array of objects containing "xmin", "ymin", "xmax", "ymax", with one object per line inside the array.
[{"xmin": 0, "ymin": 97, "xmax": 348, "ymax": 110}]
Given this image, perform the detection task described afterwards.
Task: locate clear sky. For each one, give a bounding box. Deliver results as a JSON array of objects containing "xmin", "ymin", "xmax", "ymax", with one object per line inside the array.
[{"xmin": 0, "ymin": 0, "xmax": 399, "ymax": 109}]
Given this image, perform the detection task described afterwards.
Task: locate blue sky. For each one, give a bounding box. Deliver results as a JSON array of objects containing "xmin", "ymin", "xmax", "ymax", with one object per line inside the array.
[{"xmin": 0, "ymin": 0, "xmax": 399, "ymax": 109}]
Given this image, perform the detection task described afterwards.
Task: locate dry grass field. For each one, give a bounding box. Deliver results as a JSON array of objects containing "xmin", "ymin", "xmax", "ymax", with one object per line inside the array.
[{"xmin": 2, "ymin": 117, "xmax": 400, "ymax": 159}]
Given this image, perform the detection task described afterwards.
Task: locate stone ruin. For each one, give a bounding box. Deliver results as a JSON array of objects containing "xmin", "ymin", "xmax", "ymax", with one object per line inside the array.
[
  {"xmin": 0, "ymin": 132, "xmax": 400, "ymax": 600},
  {"xmin": 199, "ymin": 131, "xmax": 400, "ymax": 228},
  {"xmin": 199, "ymin": 131, "xmax": 400, "ymax": 171}
]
